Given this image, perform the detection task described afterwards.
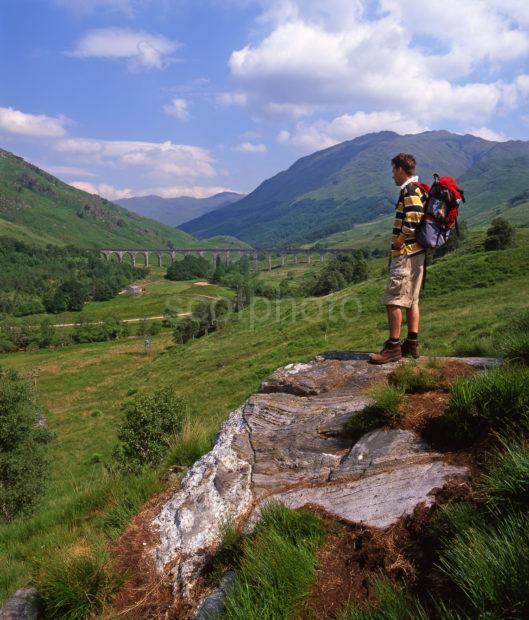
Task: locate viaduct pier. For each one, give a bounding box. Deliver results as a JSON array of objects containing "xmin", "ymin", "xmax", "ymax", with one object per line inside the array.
[{"xmin": 97, "ymin": 247, "xmax": 360, "ymax": 271}]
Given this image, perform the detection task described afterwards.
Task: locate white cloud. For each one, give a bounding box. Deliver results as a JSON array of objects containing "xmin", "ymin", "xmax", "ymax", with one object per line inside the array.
[
  {"xmin": 54, "ymin": 138, "xmax": 217, "ymax": 180},
  {"xmin": 0, "ymin": 107, "xmax": 67, "ymax": 138},
  {"xmin": 68, "ymin": 28, "xmax": 179, "ymax": 70},
  {"xmin": 216, "ymin": 92, "xmax": 248, "ymax": 106},
  {"xmin": 41, "ymin": 164, "xmax": 96, "ymax": 177},
  {"xmin": 276, "ymin": 129, "xmax": 290, "ymax": 143},
  {"xmin": 70, "ymin": 181, "xmax": 240, "ymax": 200},
  {"xmin": 70, "ymin": 181, "xmax": 134, "ymax": 200},
  {"xmin": 225, "ymin": 0, "xmax": 529, "ymax": 129},
  {"xmin": 234, "ymin": 141, "xmax": 267, "ymax": 153},
  {"xmin": 137, "ymin": 185, "xmax": 242, "ymax": 198},
  {"xmin": 465, "ymin": 127, "xmax": 509, "ymax": 142},
  {"xmin": 288, "ymin": 111, "xmax": 427, "ymax": 152},
  {"xmin": 163, "ymin": 98, "xmax": 190, "ymax": 121}
]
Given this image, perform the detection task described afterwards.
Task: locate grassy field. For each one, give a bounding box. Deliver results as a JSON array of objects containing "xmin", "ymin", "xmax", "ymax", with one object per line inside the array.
[
  {"xmin": 1, "ymin": 231, "xmax": 528, "ymax": 605},
  {"xmin": 20, "ymin": 267, "xmax": 233, "ymax": 325}
]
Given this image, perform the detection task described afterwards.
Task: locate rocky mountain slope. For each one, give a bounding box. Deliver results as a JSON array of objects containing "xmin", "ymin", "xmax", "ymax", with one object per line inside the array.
[{"xmin": 179, "ymin": 130, "xmax": 529, "ymax": 247}]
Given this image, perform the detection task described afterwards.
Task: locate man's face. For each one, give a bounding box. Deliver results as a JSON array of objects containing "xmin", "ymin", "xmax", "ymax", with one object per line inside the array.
[{"xmin": 391, "ymin": 163, "xmax": 408, "ymax": 186}]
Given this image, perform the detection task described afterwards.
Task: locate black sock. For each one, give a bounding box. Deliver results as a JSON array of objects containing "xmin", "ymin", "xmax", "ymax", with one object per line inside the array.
[
  {"xmin": 389, "ymin": 338, "xmax": 400, "ymax": 345},
  {"xmin": 407, "ymin": 332, "xmax": 418, "ymax": 341}
]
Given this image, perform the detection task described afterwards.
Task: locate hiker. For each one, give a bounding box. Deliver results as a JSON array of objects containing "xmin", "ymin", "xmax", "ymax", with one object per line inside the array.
[{"xmin": 369, "ymin": 153, "xmax": 427, "ymax": 364}]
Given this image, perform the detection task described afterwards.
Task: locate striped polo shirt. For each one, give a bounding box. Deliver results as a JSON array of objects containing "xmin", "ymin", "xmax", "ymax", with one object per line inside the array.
[{"xmin": 391, "ymin": 177, "xmax": 426, "ymax": 257}]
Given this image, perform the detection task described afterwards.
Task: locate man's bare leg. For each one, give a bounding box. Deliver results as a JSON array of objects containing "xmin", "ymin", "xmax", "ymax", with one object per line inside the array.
[
  {"xmin": 405, "ymin": 303, "xmax": 420, "ymax": 335},
  {"xmin": 387, "ymin": 304, "xmax": 402, "ymax": 340}
]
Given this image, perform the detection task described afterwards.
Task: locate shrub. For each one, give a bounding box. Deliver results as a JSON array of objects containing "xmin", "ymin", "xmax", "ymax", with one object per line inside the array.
[
  {"xmin": 345, "ymin": 384, "xmax": 404, "ymax": 442},
  {"xmin": 112, "ymin": 387, "xmax": 188, "ymax": 472},
  {"xmin": 222, "ymin": 503, "xmax": 325, "ymax": 620},
  {"xmin": 173, "ymin": 316, "xmax": 201, "ymax": 344},
  {"xmin": 0, "ymin": 366, "xmax": 52, "ymax": 522},
  {"xmin": 483, "ymin": 440, "xmax": 529, "ymax": 509},
  {"xmin": 484, "ymin": 217, "xmax": 515, "ymax": 251},
  {"xmin": 34, "ymin": 541, "xmax": 124, "ymax": 620},
  {"xmin": 438, "ymin": 513, "xmax": 529, "ymax": 617}
]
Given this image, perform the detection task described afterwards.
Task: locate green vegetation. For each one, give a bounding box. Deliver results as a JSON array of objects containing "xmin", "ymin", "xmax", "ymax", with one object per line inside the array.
[
  {"xmin": 389, "ymin": 362, "xmax": 440, "ymax": 393},
  {"xmin": 437, "ymin": 365, "xmax": 529, "ymax": 446},
  {"xmin": 165, "ymin": 254, "xmax": 212, "ymax": 280},
  {"xmin": 34, "ymin": 540, "xmax": 123, "ymax": 620},
  {"xmin": 1, "ymin": 227, "xmax": 529, "ymax": 613},
  {"xmin": 483, "ymin": 441, "xmax": 529, "ymax": 509},
  {"xmin": 484, "ymin": 216, "xmax": 516, "ymax": 251},
  {"xmin": 0, "ymin": 237, "xmax": 147, "ymax": 319},
  {"xmin": 112, "ymin": 387, "xmax": 188, "ymax": 472},
  {"xmin": 180, "ymin": 130, "xmax": 529, "ymax": 246},
  {"xmin": 222, "ymin": 503, "xmax": 326, "ymax": 619},
  {"xmin": 345, "ymin": 384, "xmax": 404, "ymax": 441},
  {"xmin": 0, "ymin": 367, "xmax": 52, "ymax": 522}
]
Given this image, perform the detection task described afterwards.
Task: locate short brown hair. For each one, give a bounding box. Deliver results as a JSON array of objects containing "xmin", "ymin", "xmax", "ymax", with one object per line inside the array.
[{"xmin": 391, "ymin": 153, "xmax": 416, "ymax": 175}]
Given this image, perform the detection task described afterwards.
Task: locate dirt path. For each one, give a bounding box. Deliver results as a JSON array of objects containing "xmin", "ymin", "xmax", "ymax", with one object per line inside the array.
[{"xmin": 51, "ymin": 313, "xmax": 192, "ymax": 328}]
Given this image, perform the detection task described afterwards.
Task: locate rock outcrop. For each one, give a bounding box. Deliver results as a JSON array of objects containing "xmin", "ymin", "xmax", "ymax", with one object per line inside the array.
[{"xmin": 151, "ymin": 352, "xmax": 493, "ymax": 615}]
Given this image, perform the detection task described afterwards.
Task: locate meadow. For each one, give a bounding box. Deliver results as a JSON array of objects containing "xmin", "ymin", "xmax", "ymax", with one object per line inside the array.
[{"xmin": 1, "ymin": 230, "xmax": 528, "ymax": 609}]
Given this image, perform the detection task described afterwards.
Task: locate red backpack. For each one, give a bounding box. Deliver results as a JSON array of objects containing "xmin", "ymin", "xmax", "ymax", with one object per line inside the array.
[{"xmin": 415, "ymin": 174, "xmax": 465, "ymax": 249}]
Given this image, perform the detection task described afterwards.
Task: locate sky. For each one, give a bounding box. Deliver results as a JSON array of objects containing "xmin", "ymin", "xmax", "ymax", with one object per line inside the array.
[{"xmin": 2, "ymin": 0, "xmax": 529, "ymax": 200}]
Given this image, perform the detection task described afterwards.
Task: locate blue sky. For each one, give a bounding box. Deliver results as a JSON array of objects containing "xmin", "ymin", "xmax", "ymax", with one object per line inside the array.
[{"xmin": 2, "ymin": 0, "xmax": 529, "ymax": 200}]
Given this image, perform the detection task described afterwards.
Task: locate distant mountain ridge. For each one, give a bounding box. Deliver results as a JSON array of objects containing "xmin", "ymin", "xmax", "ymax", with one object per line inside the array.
[
  {"xmin": 0, "ymin": 148, "xmax": 241, "ymax": 249},
  {"xmin": 117, "ymin": 191, "xmax": 245, "ymax": 227},
  {"xmin": 179, "ymin": 131, "xmax": 529, "ymax": 247}
]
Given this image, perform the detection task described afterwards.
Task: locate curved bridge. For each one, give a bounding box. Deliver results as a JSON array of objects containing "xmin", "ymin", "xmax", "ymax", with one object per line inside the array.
[{"xmin": 97, "ymin": 247, "xmax": 359, "ymax": 271}]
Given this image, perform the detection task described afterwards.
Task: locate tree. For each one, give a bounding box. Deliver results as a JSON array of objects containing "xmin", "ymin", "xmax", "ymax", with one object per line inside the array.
[
  {"xmin": 484, "ymin": 217, "xmax": 515, "ymax": 251},
  {"xmin": 39, "ymin": 319, "xmax": 56, "ymax": 348},
  {"xmin": 173, "ymin": 317, "xmax": 200, "ymax": 344},
  {"xmin": 112, "ymin": 387, "xmax": 187, "ymax": 471},
  {"xmin": 165, "ymin": 255, "xmax": 211, "ymax": 281},
  {"xmin": 0, "ymin": 367, "xmax": 52, "ymax": 521}
]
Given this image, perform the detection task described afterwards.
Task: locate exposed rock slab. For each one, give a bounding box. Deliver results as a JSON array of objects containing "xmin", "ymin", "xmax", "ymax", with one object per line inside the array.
[
  {"xmin": 151, "ymin": 353, "xmax": 491, "ymax": 614},
  {"xmin": 253, "ymin": 461, "xmax": 466, "ymax": 529},
  {"xmin": 0, "ymin": 587, "xmax": 39, "ymax": 620}
]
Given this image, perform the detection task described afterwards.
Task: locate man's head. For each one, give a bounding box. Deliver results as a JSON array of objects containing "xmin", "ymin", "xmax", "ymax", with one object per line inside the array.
[{"xmin": 391, "ymin": 153, "xmax": 416, "ymax": 186}]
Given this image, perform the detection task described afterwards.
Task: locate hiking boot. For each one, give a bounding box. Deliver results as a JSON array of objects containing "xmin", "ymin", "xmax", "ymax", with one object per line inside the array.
[
  {"xmin": 401, "ymin": 338, "xmax": 420, "ymax": 359},
  {"xmin": 369, "ymin": 340, "xmax": 402, "ymax": 364}
]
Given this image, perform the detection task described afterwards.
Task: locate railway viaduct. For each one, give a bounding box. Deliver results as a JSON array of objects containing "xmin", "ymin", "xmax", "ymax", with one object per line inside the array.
[{"xmin": 97, "ymin": 247, "xmax": 360, "ymax": 271}]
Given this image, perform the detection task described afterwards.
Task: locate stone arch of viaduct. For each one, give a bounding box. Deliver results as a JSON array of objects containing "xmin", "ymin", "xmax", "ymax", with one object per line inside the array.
[{"xmin": 97, "ymin": 248, "xmax": 359, "ymax": 272}]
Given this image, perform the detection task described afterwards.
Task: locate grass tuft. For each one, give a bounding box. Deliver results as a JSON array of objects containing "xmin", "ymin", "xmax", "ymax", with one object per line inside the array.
[
  {"xmin": 483, "ymin": 440, "xmax": 529, "ymax": 510},
  {"xmin": 222, "ymin": 502, "xmax": 325, "ymax": 619},
  {"xmin": 438, "ymin": 513, "xmax": 529, "ymax": 617},
  {"xmin": 389, "ymin": 362, "xmax": 439, "ymax": 393},
  {"xmin": 426, "ymin": 365, "xmax": 529, "ymax": 446},
  {"xmin": 34, "ymin": 540, "xmax": 124, "ymax": 620},
  {"xmin": 345, "ymin": 384, "xmax": 404, "ymax": 441}
]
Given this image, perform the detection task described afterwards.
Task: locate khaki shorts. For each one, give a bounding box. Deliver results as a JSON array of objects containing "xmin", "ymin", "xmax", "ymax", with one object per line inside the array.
[{"xmin": 383, "ymin": 252, "xmax": 425, "ymax": 308}]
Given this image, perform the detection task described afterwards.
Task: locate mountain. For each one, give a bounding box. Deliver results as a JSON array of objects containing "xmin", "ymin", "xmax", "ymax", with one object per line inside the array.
[
  {"xmin": 116, "ymin": 191, "xmax": 245, "ymax": 227},
  {"xmin": 178, "ymin": 131, "xmax": 529, "ymax": 247},
  {"xmin": 0, "ymin": 148, "xmax": 208, "ymax": 249}
]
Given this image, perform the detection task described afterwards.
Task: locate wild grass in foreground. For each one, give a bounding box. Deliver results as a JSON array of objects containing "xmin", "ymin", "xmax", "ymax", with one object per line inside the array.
[{"xmin": 221, "ymin": 503, "xmax": 325, "ymax": 620}]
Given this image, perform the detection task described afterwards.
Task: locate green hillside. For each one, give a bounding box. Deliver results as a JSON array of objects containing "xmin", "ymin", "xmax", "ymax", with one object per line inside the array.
[
  {"xmin": 1, "ymin": 229, "xmax": 528, "ymax": 609},
  {"xmin": 0, "ymin": 148, "xmax": 205, "ymax": 249},
  {"xmin": 179, "ymin": 130, "xmax": 529, "ymax": 247}
]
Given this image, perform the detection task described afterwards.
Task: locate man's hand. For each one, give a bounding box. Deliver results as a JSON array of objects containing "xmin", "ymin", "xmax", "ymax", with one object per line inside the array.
[{"xmin": 392, "ymin": 241, "xmax": 404, "ymax": 251}]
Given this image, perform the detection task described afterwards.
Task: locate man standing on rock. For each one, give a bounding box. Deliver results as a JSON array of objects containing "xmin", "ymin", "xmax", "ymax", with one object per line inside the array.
[{"xmin": 370, "ymin": 153, "xmax": 426, "ymax": 364}]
